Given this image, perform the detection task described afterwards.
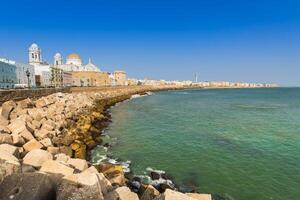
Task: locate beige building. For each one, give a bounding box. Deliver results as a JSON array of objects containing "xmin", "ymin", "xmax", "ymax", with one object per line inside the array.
[
  {"xmin": 113, "ymin": 71, "xmax": 127, "ymax": 86},
  {"xmin": 50, "ymin": 67, "xmax": 63, "ymax": 88},
  {"xmin": 71, "ymin": 71, "xmax": 111, "ymax": 87}
]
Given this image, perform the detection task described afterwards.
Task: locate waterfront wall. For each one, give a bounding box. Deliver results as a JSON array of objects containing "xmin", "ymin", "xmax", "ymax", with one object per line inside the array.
[{"xmin": 0, "ymin": 87, "xmax": 71, "ymax": 105}]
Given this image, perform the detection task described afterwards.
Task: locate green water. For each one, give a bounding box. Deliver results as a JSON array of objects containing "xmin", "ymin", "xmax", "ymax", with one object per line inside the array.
[{"xmin": 93, "ymin": 88, "xmax": 300, "ymax": 200}]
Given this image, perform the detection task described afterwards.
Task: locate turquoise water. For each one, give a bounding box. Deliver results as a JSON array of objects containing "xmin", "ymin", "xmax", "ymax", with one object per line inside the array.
[{"xmin": 94, "ymin": 88, "xmax": 300, "ymax": 200}]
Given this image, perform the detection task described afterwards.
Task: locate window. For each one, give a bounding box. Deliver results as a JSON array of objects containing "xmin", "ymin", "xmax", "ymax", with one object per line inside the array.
[{"xmin": 32, "ymin": 53, "xmax": 34, "ymax": 58}]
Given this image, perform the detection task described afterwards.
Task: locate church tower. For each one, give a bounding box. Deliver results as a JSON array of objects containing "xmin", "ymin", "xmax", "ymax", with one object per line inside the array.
[
  {"xmin": 54, "ymin": 53, "xmax": 63, "ymax": 66},
  {"xmin": 28, "ymin": 43, "xmax": 42, "ymax": 65}
]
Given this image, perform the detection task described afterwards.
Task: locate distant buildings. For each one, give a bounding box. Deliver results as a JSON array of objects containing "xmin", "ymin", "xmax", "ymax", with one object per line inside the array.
[{"xmin": 28, "ymin": 43, "xmax": 127, "ymax": 87}]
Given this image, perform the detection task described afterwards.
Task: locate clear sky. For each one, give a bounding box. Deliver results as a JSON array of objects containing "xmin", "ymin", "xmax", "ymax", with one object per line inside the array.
[{"xmin": 0, "ymin": 0, "xmax": 300, "ymax": 86}]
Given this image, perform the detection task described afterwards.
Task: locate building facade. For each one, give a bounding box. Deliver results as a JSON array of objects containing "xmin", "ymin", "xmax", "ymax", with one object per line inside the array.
[
  {"xmin": 71, "ymin": 71, "xmax": 111, "ymax": 87},
  {"xmin": 113, "ymin": 71, "xmax": 127, "ymax": 86},
  {"xmin": 0, "ymin": 58, "xmax": 17, "ymax": 89},
  {"xmin": 50, "ymin": 67, "xmax": 63, "ymax": 87},
  {"xmin": 15, "ymin": 62, "xmax": 36, "ymax": 87},
  {"xmin": 63, "ymin": 72, "xmax": 73, "ymax": 87}
]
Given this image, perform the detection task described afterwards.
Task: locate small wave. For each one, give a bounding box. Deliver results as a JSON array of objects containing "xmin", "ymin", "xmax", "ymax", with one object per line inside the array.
[{"xmin": 146, "ymin": 167, "xmax": 166, "ymax": 174}]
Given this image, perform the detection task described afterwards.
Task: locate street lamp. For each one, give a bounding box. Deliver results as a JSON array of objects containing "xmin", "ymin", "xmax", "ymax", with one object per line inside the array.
[{"xmin": 25, "ymin": 69, "xmax": 30, "ymax": 88}]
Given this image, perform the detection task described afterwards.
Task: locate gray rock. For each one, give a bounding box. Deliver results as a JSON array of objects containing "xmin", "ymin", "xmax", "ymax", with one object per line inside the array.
[
  {"xmin": 56, "ymin": 178, "xmax": 104, "ymax": 200},
  {"xmin": 0, "ymin": 173, "xmax": 56, "ymax": 200}
]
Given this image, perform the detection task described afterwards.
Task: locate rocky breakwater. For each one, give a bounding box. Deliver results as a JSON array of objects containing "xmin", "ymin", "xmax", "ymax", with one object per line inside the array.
[{"xmin": 0, "ymin": 85, "xmax": 212, "ymax": 200}]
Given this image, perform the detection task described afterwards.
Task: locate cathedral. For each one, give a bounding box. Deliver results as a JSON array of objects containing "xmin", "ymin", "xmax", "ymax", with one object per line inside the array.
[
  {"xmin": 53, "ymin": 52, "xmax": 100, "ymax": 72},
  {"xmin": 29, "ymin": 43, "xmax": 101, "ymax": 73},
  {"xmin": 28, "ymin": 43, "xmax": 126, "ymax": 87}
]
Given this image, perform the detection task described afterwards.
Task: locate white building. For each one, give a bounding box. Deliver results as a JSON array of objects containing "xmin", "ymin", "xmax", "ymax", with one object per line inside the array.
[
  {"xmin": 0, "ymin": 58, "xmax": 17, "ymax": 89},
  {"xmin": 15, "ymin": 62, "xmax": 36, "ymax": 87},
  {"xmin": 28, "ymin": 43, "xmax": 51, "ymax": 87}
]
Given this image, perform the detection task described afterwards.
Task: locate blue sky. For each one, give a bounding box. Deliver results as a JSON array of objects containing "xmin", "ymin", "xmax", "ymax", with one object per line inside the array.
[{"xmin": 0, "ymin": 0, "xmax": 300, "ymax": 86}]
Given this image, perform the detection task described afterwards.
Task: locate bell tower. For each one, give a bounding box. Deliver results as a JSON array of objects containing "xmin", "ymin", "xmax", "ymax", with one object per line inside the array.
[
  {"xmin": 54, "ymin": 53, "xmax": 63, "ymax": 66},
  {"xmin": 28, "ymin": 43, "xmax": 42, "ymax": 65}
]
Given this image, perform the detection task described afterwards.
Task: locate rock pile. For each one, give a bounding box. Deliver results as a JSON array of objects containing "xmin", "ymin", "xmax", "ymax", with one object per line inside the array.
[{"xmin": 0, "ymin": 85, "xmax": 212, "ymax": 200}]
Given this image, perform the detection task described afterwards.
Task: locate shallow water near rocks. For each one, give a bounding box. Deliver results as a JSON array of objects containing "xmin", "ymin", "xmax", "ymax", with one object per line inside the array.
[{"xmin": 92, "ymin": 88, "xmax": 300, "ymax": 200}]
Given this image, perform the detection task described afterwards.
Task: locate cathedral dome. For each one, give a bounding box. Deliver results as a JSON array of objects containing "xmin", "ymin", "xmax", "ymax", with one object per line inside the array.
[
  {"xmin": 67, "ymin": 53, "xmax": 80, "ymax": 60},
  {"xmin": 66, "ymin": 53, "xmax": 82, "ymax": 67},
  {"xmin": 84, "ymin": 58, "xmax": 100, "ymax": 72}
]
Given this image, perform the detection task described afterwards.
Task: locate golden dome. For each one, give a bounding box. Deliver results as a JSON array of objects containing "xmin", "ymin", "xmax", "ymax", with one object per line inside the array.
[{"xmin": 68, "ymin": 53, "xmax": 80, "ymax": 60}]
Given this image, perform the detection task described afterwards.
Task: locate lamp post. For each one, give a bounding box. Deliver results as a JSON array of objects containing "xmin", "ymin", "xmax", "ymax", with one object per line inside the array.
[{"xmin": 25, "ymin": 69, "xmax": 30, "ymax": 88}]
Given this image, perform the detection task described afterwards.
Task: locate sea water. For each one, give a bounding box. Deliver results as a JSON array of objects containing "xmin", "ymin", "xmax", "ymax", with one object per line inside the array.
[{"xmin": 92, "ymin": 88, "xmax": 300, "ymax": 200}]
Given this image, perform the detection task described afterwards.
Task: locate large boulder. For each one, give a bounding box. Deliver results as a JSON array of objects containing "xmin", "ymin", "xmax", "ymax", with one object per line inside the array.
[
  {"xmin": 28, "ymin": 108, "xmax": 45, "ymax": 122},
  {"xmin": 7, "ymin": 119, "xmax": 26, "ymax": 135},
  {"xmin": 23, "ymin": 139, "xmax": 43, "ymax": 152},
  {"xmin": 67, "ymin": 158, "xmax": 88, "ymax": 171},
  {"xmin": 84, "ymin": 166, "xmax": 112, "ymax": 195},
  {"xmin": 20, "ymin": 129, "xmax": 35, "ymax": 141},
  {"xmin": 1, "ymin": 100, "xmax": 16, "ymax": 120},
  {"xmin": 40, "ymin": 138, "xmax": 53, "ymax": 148},
  {"xmin": 154, "ymin": 189, "xmax": 195, "ymax": 200},
  {"xmin": 0, "ymin": 173, "xmax": 56, "ymax": 200},
  {"xmin": 57, "ymin": 171, "xmax": 104, "ymax": 200},
  {"xmin": 23, "ymin": 149, "xmax": 53, "ymax": 168},
  {"xmin": 17, "ymin": 98, "xmax": 33, "ymax": 109},
  {"xmin": 141, "ymin": 185, "xmax": 160, "ymax": 200},
  {"xmin": 0, "ymin": 134, "xmax": 13, "ymax": 144},
  {"xmin": 40, "ymin": 160, "xmax": 74, "ymax": 176},
  {"xmin": 0, "ymin": 115, "xmax": 9, "ymax": 126},
  {"xmin": 35, "ymin": 97, "xmax": 49, "ymax": 108},
  {"xmin": 186, "ymin": 193, "xmax": 212, "ymax": 200},
  {"xmin": 0, "ymin": 149, "xmax": 20, "ymax": 182},
  {"xmin": 34, "ymin": 129, "xmax": 54, "ymax": 140},
  {"xmin": 104, "ymin": 186, "xmax": 139, "ymax": 200},
  {"xmin": 0, "ymin": 125, "xmax": 10, "ymax": 134},
  {"xmin": 11, "ymin": 133, "xmax": 25, "ymax": 146},
  {"xmin": 96, "ymin": 163, "xmax": 126, "ymax": 186},
  {"xmin": 0, "ymin": 144, "xmax": 18, "ymax": 156},
  {"xmin": 47, "ymin": 147, "xmax": 60, "ymax": 155}
]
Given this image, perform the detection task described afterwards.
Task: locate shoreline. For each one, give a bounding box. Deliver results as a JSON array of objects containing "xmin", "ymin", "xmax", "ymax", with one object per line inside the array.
[{"xmin": 0, "ymin": 85, "xmax": 215, "ymax": 200}]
